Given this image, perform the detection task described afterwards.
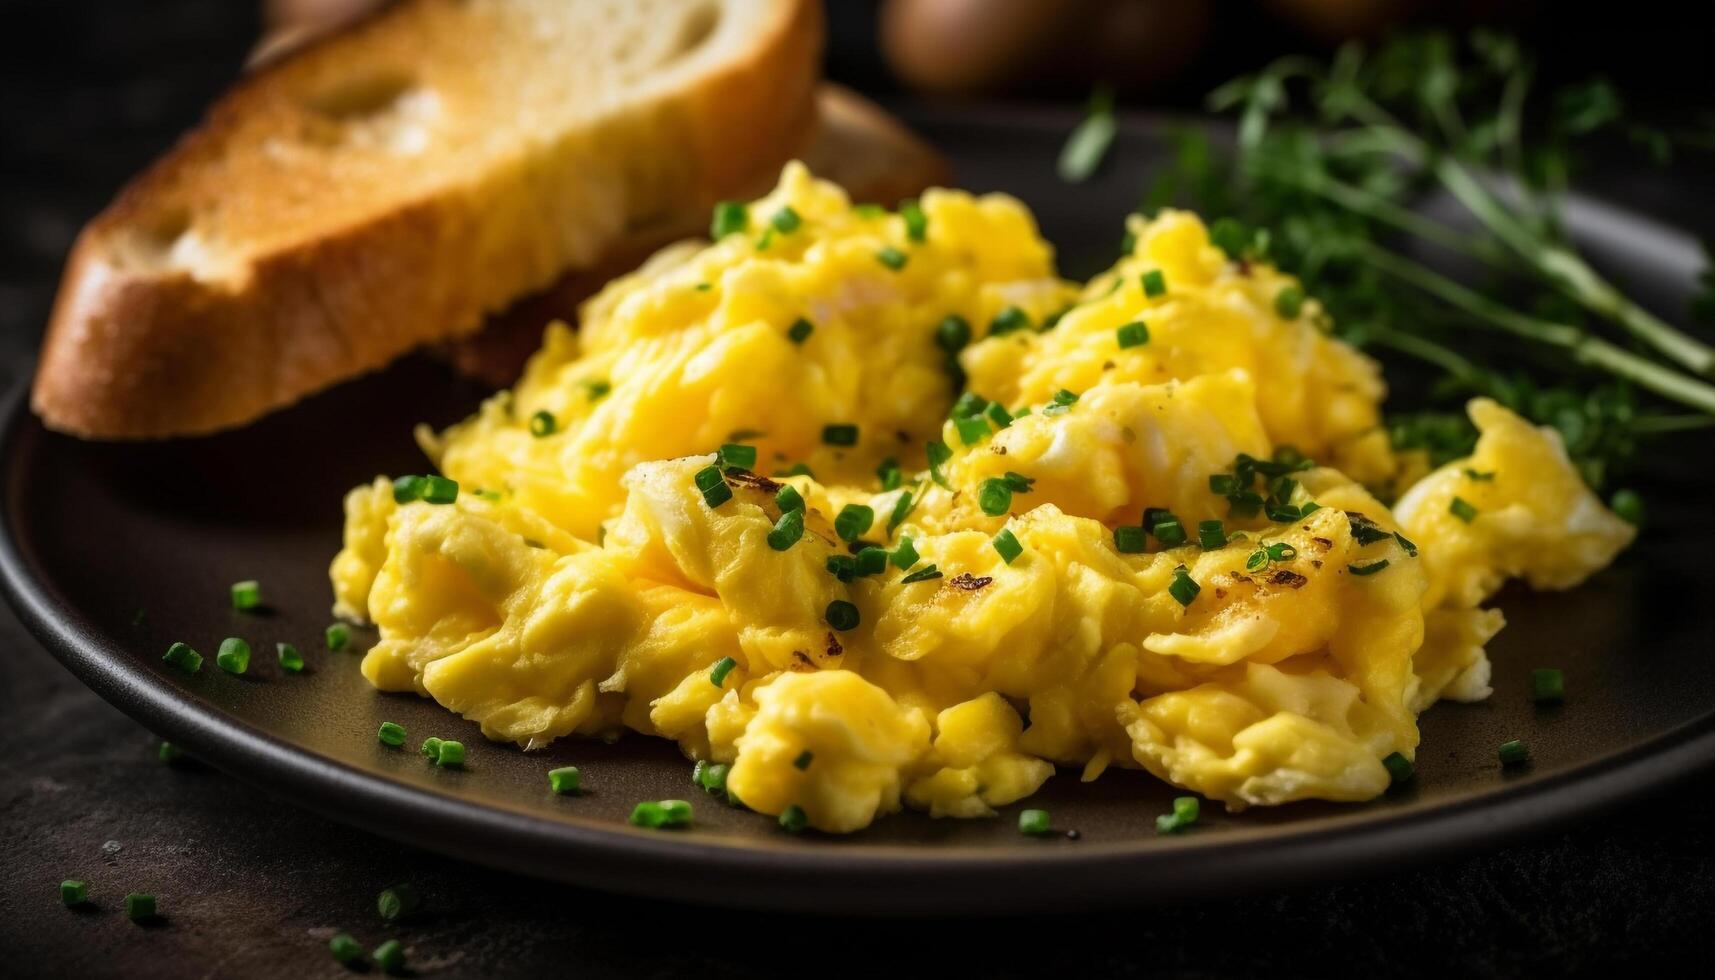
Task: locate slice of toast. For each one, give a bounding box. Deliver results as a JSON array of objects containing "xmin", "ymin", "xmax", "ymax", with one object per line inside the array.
[
  {"xmin": 438, "ymin": 83, "xmax": 953, "ymax": 387},
  {"xmin": 35, "ymin": 0, "xmax": 823, "ymax": 439}
]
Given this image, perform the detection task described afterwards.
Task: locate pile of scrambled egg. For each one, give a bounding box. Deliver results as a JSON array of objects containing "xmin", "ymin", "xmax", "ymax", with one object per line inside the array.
[{"xmin": 331, "ymin": 163, "xmax": 1635, "ymax": 832}]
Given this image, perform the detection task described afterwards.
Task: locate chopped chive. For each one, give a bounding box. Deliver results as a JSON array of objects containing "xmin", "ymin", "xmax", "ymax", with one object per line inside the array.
[
  {"xmin": 694, "ymin": 464, "xmax": 732, "ymax": 508},
  {"xmin": 900, "ymin": 199, "xmax": 927, "ymax": 242},
  {"xmin": 1264, "ymin": 542, "xmax": 1297, "ymax": 561},
  {"xmin": 549, "ymin": 766, "xmax": 581, "ymax": 794},
  {"xmin": 216, "ymin": 637, "xmax": 250, "ymax": 675},
  {"xmin": 1018, "ymin": 808, "xmax": 1052, "ymax": 836},
  {"xmin": 277, "ymin": 643, "xmax": 304, "ymax": 673},
  {"xmin": 1531, "ymin": 668, "xmax": 1565, "ymax": 703},
  {"xmin": 420, "ymin": 475, "xmax": 458, "ymax": 505},
  {"xmin": 124, "ymin": 893, "xmax": 155, "ymax": 921},
  {"xmin": 776, "ymin": 462, "xmax": 816, "ymax": 479},
  {"xmin": 1227, "ymin": 490, "xmax": 1264, "ymax": 518},
  {"xmin": 978, "ymin": 478, "xmax": 1013, "ymax": 516},
  {"xmin": 993, "ymin": 528, "xmax": 1024, "ymax": 564},
  {"xmin": 1274, "ymin": 285, "xmax": 1305, "ymax": 319},
  {"xmin": 435, "ymin": 740, "xmax": 465, "ymax": 768},
  {"xmin": 1610, "ymin": 488, "xmax": 1644, "ymax": 526},
  {"xmin": 660, "ymin": 800, "xmax": 694, "ymax": 826},
  {"xmin": 1349, "ymin": 559, "xmax": 1391, "ymax": 576},
  {"xmin": 888, "ymin": 489, "xmax": 917, "ymax": 534},
  {"xmin": 1208, "ymin": 474, "xmax": 1238, "ymax": 495},
  {"xmin": 373, "ymin": 939, "xmax": 405, "ymax": 974},
  {"xmin": 377, "ymin": 722, "xmax": 407, "ymax": 747},
  {"xmin": 1246, "ymin": 548, "xmax": 1269, "ymax": 572},
  {"xmin": 329, "ymin": 934, "xmax": 363, "ymax": 965},
  {"xmin": 1116, "ymin": 321, "xmax": 1150, "ymax": 348},
  {"xmin": 936, "ymin": 315, "xmax": 972, "ymax": 352},
  {"xmin": 822, "ymin": 424, "xmax": 859, "ymax": 447},
  {"xmin": 775, "ymin": 484, "xmax": 804, "ymax": 512},
  {"xmin": 580, "ymin": 378, "xmax": 611, "ymax": 401},
  {"xmin": 826, "ymin": 554, "xmax": 859, "ymax": 582},
  {"xmin": 1043, "ymin": 389, "xmax": 1079, "ymax": 415},
  {"xmin": 793, "ymin": 750, "xmax": 814, "ymax": 771},
  {"xmin": 826, "ymin": 600, "xmax": 860, "ymax": 631},
  {"xmin": 61, "ymin": 879, "xmax": 88, "ymax": 907},
  {"xmin": 1155, "ymin": 795, "xmax": 1200, "ymax": 834},
  {"xmin": 771, "ymin": 205, "xmax": 802, "ymax": 234},
  {"xmin": 950, "ymin": 391, "xmax": 989, "ymax": 419},
  {"xmin": 891, "ymin": 536, "xmax": 919, "ymax": 570},
  {"xmin": 854, "ymin": 203, "xmax": 887, "ymax": 218},
  {"xmin": 376, "ymin": 884, "xmax": 419, "ymax": 922},
  {"xmin": 710, "ymin": 656, "xmax": 738, "ymax": 687},
  {"xmin": 989, "ymin": 306, "xmax": 1031, "ymax": 336},
  {"xmin": 392, "ymin": 475, "xmax": 427, "ymax": 503},
  {"xmin": 779, "ymin": 804, "xmax": 809, "ymax": 833},
  {"xmin": 1464, "ymin": 468, "xmax": 1496, "ymax": 481},
  {"xmin": 900, "ymin": 564, "xmax": 942, "ymax": 584},
  {"xmin": 834, "ymin": 504, "xmax": 874, "ymax": 542},
  {"xmin": 876, "ymin": 246, "xmax": 908, "ymax": 270},
  {"xmin": 158, "ymin": 741, "xmax": 182, "ymax": 764},
  {"xmin": 529, "ymin": 410, "xmax": 557, "ymax": 438},
  {"xmin": 701, "ymin": 763, "xmax": 731, "ymax": 797},
  {"xmin": 1142, "ymin": 269, "xmax": 1167, "ymax": 297},
  {"xmin": 1394, "ymin": 532, "xmax": 1419, "ymax": 557},
  {"xmin": 1449, "ymin": 496, "xmax": 1479, "ymax": 523},
  {"xmin": 1198, "ymin": 519, "xmax": 1226, "ymax": 549},
  {"xmin": 1209, "ymin": 217, "xmax": 1249, "ymax": 259},
  {"xmin": 856, "ymin": 547, "xmax": 889, "ymax": 576},
  {"xmin": 326, "ymin": 622, "xmax": 352, "ymax": 651},
  {"xmin": 876, "ymin": 457, "xmax": 903, "ymax": 492},
  {"xmin": 1151, "ymin": 515, "xmax": 1187, "ymax": 547},
  {"xmin": 1168, "ymin": 565, "xmax": 1200, "ymax": 606},
  {"xmin": 629, "ymin": 801, "xmax": 666, "ymax": 827},
  {"xmin": 230, "ymin": 580, "xmax": 261, "ymax": 611},
  {"xmin": 1348, "ymin": 513, "xmax": 1394, "ymax": 546},
  {"xmin": 711, "ymin": 201, "xmax": 747, "ymax": 238},
  {"xmin": 162, "ymin": 641, "xmax": 203, "ymax": 674},
  {"xmin": 955, "ymin": 415, "xmax": 991, "ymax": 446},
  {"xmin": 787, "ymin": 317, "xmax": 814, "ymax": 344},
  {"xmin": 985, "ymin": 401, "xmax": 1013, "ymax": 430},
  {"xmin": 1498, "ymin": 739, "xmax": 1529, "ymax": 765},
  {"xmin": 767, "ymin": 508, "xmax": 804, "ymax": 550},
  {"xmin": 420, "ymin": 736, "xmax": 442, "ymax": 759},
  {"xmin": 718, "ymin": 443, "xmax": 758, "ymax": 471},
  {"xmin": 1113, "ymin": 525, "xmax": 1147, "ymax": 554},
  {"xmin": 926, "ymin": 440, "xmax": 954, "ymax": 488},
  {"xmin": 1383, "ymin": 751, "xmax": 1415, "ymax": 784},
  {"xmin": 754, "ymin": 228, "xmax": 775, "ymax": 251}
]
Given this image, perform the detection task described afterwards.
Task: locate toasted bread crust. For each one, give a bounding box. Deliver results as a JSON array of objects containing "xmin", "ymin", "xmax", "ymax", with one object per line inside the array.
[{"xmin": 34, "ymin": 0, "xmax": 823, "ymax": 439}]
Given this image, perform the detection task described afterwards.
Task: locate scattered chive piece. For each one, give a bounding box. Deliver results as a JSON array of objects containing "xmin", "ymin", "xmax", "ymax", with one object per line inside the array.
[
  {"xmin": 779, "ymin": 804, "xmax": 809, "ymax": 833},
  {"xmin": 771, "ymin": 205, "xmax": 801, "ymax": 234},
  {"xmin": 377, "ymin": 884, "xmax": 419, "ymax": 922},
  {"xmin": 1383, "ymin": 752, "xmax": 1415, "ymax": 785},
  {"xmin": 888, "ymin": 489, "xmax": 917, "ymax": 534},
  {"xmin": 754, "ymin": 228, "xmax": 775, "ymax": 251},
  {"xmin": 719, "ymin": 443, "xmax": 758, "ymax": 471},
  {"xmin": 1141, "ymin": 269, "xmax": 1167, "ymax": 297},
  {"xmin": 1209, "ymin": 474, "xmax": 1238, "ymax": 495},
  {"xmin": 900, "ymin": 199, "xmax": 927, "ymax": 242},
  {"xmin": 420, "ymin": 736, "xmax": 442, "ymax": 759},
  {"xmin": 581, "ymin": 378, "xmax": 612, "ymax": 401},
  {"xmin": 826, "ymin": 555, "xmax": 859, "ymax": 582},
  {"xmin": 158, "ymin": 741, "xmax": 182, "ymax": 764},
  {"xmin": 373, "ymin": 939, "xmax": 406, "ymax": 975},
  {"xmin": 926, "ymin": 440, "xmax": 954, "ymax": 489},
  {"xmin": 1449, "ymin": 496, "xmax": 1479, "ymax": 523},
  {"xmin": 435, "ymin": 740, "xmax": 465, "ymax": 768},
  {"xmin": 856, "ymin": 547, "xmax": 889, "ymax": 576},
  {"xmin": 529, "ymin": 410, "xmax": 557, "ymax": 438},
  {"xmin": 1198, "ymin": 520, "xmax": 1227, "ymax": 550},
  {"xmin": 1209, "ymin": 217, "xmax": 1249, "ymax": 259},
  {"xmin": 936, "ymin": 314, "xmax": 972, "ymax": 352},
  {"xmin": 1120, "ymin": 230, "xmax": 1137, "ymax": 256},
  {"xmin": 1264, "ymin": 542, "xmax": 1297, "ymax": 561},
  {"xmin": 392, "ymin": 475, "xmax": 427, "ymax": 503},
  {"xmin": 711, "ymin": 201, "xmax": 747, "ymax": 238},
  {"xmin": 1168, "ymin": 565, "xmax": 1200, "ymax": 606},
  {"xmin": 826, "ymin": 600, "xmax": 860, "ymax": 632},
  {"xmin": 900, "ymin": 564, "xmax": 942, "ymax": 584},
  {"xmin": 876, "ymin": 246, "xmax": 908, "ymax": 270},
  {"xmin": 421, "ymin": 475, "xmax": 458, "ymax": 504},
  {"xmin": 694, "ymin": 464, "xmax": 732, "ymax": 508},
  {"xmin": 61, "ymin": 879, "xmax": 88, "ymax": 907},
  {"xmin": 1498, "ymin": 739, "xmax": 1529, "ymax": 765},
  {"xmin": 834, "ymin": 504, "xmax": 874, "ymax": 543},
  {"xmin": 890, "ymin": 536, "xmax": 919, "ymax": 570},
  {"xmin": 1246, "ymin": 549, "xmax": 1269, "ymax": 572},
  {"xmin": 629, "ymin": 801, "xmax": 667, "ymax": 828},
  {"xmin": 1155, "ymin": 796, "xmax": 1200, "ymax": 834},
  {"xmin": 1348, "ymin": 513, "xmax": 1395, "ymax": 546},
  {"xmin": 1464, "ymin": 468, "xmax": 1496, "ymax": 481},
  {"xmin": 329, "ymin": 934, "xmax": 363, "ymax": 965},
  {"xmin": 692, "ymin": 759, "xmax": 708, "ymax": 787},
  {"xmin": 216, "ymin": 637, "xmax": 250, "ymax": 675},
  {"xmin": 1227, "ymin": 490, "xmax": 1264, "ymax": 518},
  {"xmin": 877, "ymin": 457, "xmax": 903, "ymax": 491},
  {"xmin": 1394, "ymin": 532, "xmax": 1419, "ymax": 557},
  {"xmin": 124, "ymin": 893, "xmax": 155, "ymax": 922},
  {"xmin": 793, "ymin": 750, "xmax": 814, "ymax": 771},
  {"xmin": 854, "ymin": 203, "xmax": 887, "ymax": 218},
  {"xmin": 955, "ymin": 415, "xmax": 991, "ymax": 446},
  {"xmin": 326, "ymin": 622, "xmax": 352, "ymax": 651},
  {"xmin": 1349, "ymin": 559, "xmax": 1391, "ymax": 576},
  {"xmin": 1151, "ymin": 515, "xmax": 1187, "ymax": 547},
  {"xmin": 552, "ymin": 765, "xmax": 586, "ymax": 796},
  {"xmin": 377, "ymin": 722, "xmax": 407, "ymax": 747},
  {"xmin": 985, "ymin": 401, "xmax": 1013, "ymax": 430},
  {"xmin": 775, "ymin": 484, "xmax": 804, "ymax": 513},
  {"xmin": 1044, "ymin": 389, "xmax": 1079, "ymax": 414},
  {"xmin": 710, "ymin": 659, "xmax": 737, "ymax": 689},
  {"xmin": 1610, "ymin": 488, "xmax": 1644, "ymax": 526},
  {"xmin": 951, "ymin": 391, "xmax": 988, "ymax": 419},
  {"xmin": 699, "ymin": 763, "xmax": 730, "ymax": 797},
  {"xmin": 162, "ymin": 641, "xmax": 203, "ymax": 674},
  {"xmin": 1113, "ymin": 526, "xmax": 1147, "ymax": 554},
  {"xmin": 787, "ymin": 317, "xmax": 814, "ymax": 344},
  {"xmin": 767, "ymin": 508, "xmax": 804, "ymax": 551},
  {"xmin": 993, "ymin": 528, "xmax": 1024, "ymax": 564},
  {"xmin": 659, "ymin": 800, "xmax": 694, "ymax": 826},
  {"xmin": 1018, "ymin": 808, "xmax": 1051, "ymax": 836},
  {"xmin": 822, "ymin": 424, "xmax": 859, "ymax": 447},
  {"xmin": 978, "ymin": 478, "xmax": 1013, "ymax": 516},
  {"xmin": 1531, "ymin": 668, "xmax": 1565, "ymax": 703},
  {"xmin": 277, "ymin": 643, "xmax": 304, "ymax": 673},
  {"xmin": 1274, "ymin": 285, "xmax": 1306, "ymax": 319},
  {"xmin": 776, "ymin": 462, "xmax": 816, "ymax": 479},
  {"xmin": 989, "ymin": 306, "xmax": 1031, "ymax": 336},
  {"xmin": 1116, "ymin": 321, "xmax": 1150, "ymax": 348},
  {"xmin": 230, "ymin": 580, "xmax": 261, "ymax": 611}
]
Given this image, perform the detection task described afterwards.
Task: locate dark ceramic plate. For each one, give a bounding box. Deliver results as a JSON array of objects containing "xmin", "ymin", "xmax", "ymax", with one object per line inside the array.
[{"xmin": 5, "ymin": 110, "xmax": 1715, "ymax": 914}]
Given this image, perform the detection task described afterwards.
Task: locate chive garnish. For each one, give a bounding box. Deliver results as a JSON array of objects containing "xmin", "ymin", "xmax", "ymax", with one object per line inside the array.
[
  {"xmin": 1275, "ymin": 285, "xmax": 1305, "ymax": 318},
  {"xmin": 1142, "ymin": 269, "xmax": 1167, "ymax": 297},
  {"xmin": 1198, "ymin": 519, "xmax": 1226, "ymax": 549},
  {"xmin": 1531, "ymin": 668, "xmax": 1565, "ymax": 703},
  {"xmin": 230, "ymin": 580, "xmax": 261, "ymax": 611},
  {"xmin": 711, "ymin": 201, "xmax": 747, "ymax": 238},
  {"xmin": 793, "ymin": 750, "xmax": 814, "ymax": 771},
  {"xmin": 61, "ymin": 879, "xmax": 88, "ymax": 907},
  {"xmin": 1349, "ymin": 559, "xmax": 1390, "ymax": 576},
  {"xmin": 710, "ymin": 656, "xmax": 738, "ymax": 687},
  {"xmin": 993, "ymin": 528, "xmax": 1024, "ymax": 564},
  {"xmin": 787, "ymin": 317, "xmax": 813, "ymax": 344},
  {"xmin": 779, "ymin": 804, "xmax": 809, "ymax": 833},
  {"xmin": 329, "ymin": 934, "xmax": 363, "ymax": 965},
  {"xmin": 434, "ymin": 740, "xmax": 465, "ymax": 768},
  {"xmin": 529, "ymin": 410, "xmax": 557, "ymax": 438},
  {"xmin": 1155, "ymin": 796, "xmax": 1200, "ymax": 834},
  {"xmin": 124, "ymin": 893, "xmax": 155, "ymax": 922},
  {"xmin": 694, "ymin": 464, "xmax": 732, "ymax": 508},
  {"xmin": 826, "ymin": 600, "xmax": 860, "ymax": 631},
  {"xmin": 1018, "ymin": 809, "xmax": 1052, "ymax": 836},
  {"xmin": 900, "ymin": 199, "xmax": 927, "ymax": 241},
  {"xmin": 373, "ymin": 939, "xmax": 405, "ymax": 975},
  {"xmin": 900, "ymin": 564, "xmax": 942, "ymax": 584},
  {"xmin": 978, "ymin": 478, "xmax": 1013, "ymax": 516},
  {"xmin": 767, "ymin": 508, "xmax": 804, "ymax": 551},
  {"xmin": 718, "ymin": 443, "xmax": 757, "ymax": 471},
  {"xmin": 891, "ymin": 536, "xmax": 919, "ymax": 570},
  {"xmin": 1449, "ymin": 496, "xmax": 1479, "ymax": 522},
  {"xmin": 1383, "ymin": 752, "xmax": 1415, "ymax": 784},
  {"xmin": 1498, "ymin": 739, "xmax": 1529, "ymax": 765},
  {"xmin": 936, "ymin": 315, "xmax": 972, "ymax": 352},
  {"xmin": 834, "ymin": 504, "xmax": 874, "ymax": 542},
  {"xmin": 771, "ymin": 206, "xmax": 802, "ymax": 234},
  {"xmin": 377, "ymin": 884, "xmax": 419, "ymax": 922},
  {"xmin": 876, "ymin": 246, "xmax": 908, "ymax": 270},
  {"xmin": 1116, "ymin": 321, "xmax": 1150, "ymax": 348},
  {"xmin": 377, "ymin": 721, "xmax": 406, "ymax": 747},
  {"xmin": 1168, "ymin": 565, "xmax": 1200, "ymax": 606},
  {"xmin": 216, "ymin": 637, "xmax": 250, "ymax": 675},
  {"xmin": 775, "ymin": 484, "xmax": 804, "ymax": 512},
  {"xmin": 989, "ymin": 306, "xmax": 1031, "ymax": 336},
  {"xmin": 822, "ymin": 424, "xmax": 859, "ymax": 447},
  {"xmin": 1113, "ymin": 526, "xmax": 1147, "ymax": 553},
  {"xmin": 326, "ymin": 622, "xmax": 351, "ymax": 651},
  {"xmin": 162, "ymin": 641, "xmax": 203, "ymax": 674},
  {"xmin": 926, "ymin": 440, "xmax": 954, "ymax": 488}
]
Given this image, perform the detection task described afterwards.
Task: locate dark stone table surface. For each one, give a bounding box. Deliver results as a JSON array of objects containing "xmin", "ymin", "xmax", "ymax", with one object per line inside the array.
[{"xmin": 4, "ymin": 3, "xmax": 1715, "ymax": 976}]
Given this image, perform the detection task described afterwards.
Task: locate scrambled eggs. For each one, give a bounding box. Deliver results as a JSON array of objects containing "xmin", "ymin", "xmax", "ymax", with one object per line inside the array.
[{"xmin": 331, "ymin": 163, "xmax": 1635, "ymax": 832}]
